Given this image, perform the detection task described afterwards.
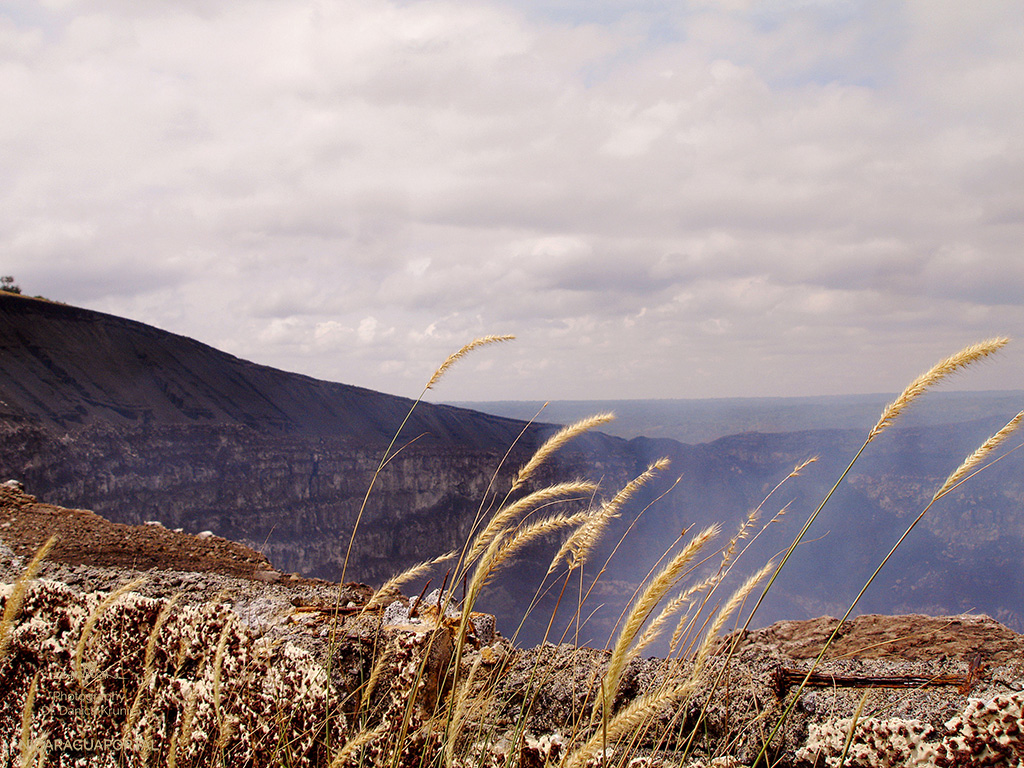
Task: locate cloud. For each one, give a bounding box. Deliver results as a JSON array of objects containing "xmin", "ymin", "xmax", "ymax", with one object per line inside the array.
[{"xmin": 3, "ymin": 0, "xmax": 1024, "ymax": 399}]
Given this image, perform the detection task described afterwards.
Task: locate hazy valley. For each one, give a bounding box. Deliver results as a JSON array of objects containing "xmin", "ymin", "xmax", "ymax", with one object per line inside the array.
[{"xmin": 2, "ymin": 291, "xmax": 1023, "ymax": 649}]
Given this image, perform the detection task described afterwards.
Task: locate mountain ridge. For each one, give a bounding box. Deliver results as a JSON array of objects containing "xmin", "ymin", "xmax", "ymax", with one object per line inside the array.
[{"xmin": 0, "ymin": 291, "xmax": 549, "ymax": 449}]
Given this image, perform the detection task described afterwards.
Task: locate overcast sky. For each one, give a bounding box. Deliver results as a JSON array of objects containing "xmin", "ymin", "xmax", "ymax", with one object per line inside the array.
[{"xmin": 4, "ymin": 1, "xmax": 1024, "ymax": 401}]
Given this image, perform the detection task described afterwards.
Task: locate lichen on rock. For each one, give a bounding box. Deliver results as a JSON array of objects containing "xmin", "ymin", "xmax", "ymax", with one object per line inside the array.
[
  {"xmin": 0, "ymin": 578, "xmax": 344, "ymax": 767},
  {"xmin": 797, "ymin": 691, "xmax": 1024, "ymax": 767}
]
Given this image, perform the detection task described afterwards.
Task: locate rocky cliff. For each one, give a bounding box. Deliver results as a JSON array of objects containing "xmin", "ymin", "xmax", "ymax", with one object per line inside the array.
[
  {"xmin": 2, "ymin": 291, "xmax": 1023, "ymax": 646},
  {"xmin": 0, "ymin": 292, "xmax": 635, "ymax": 612}
]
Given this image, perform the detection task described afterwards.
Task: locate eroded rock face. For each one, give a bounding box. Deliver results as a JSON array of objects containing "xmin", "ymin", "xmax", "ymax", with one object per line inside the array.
[
  {"xmin": 5, "ymin": 291, "xmax": 1024, "ymax": 645},
  {"xmin": 0, "ymin": 292, "xmax": 593, "ymax": 585},
  {"xmin": 0, "ymin": 413, "xmax": 638, "ymax": 649},
  {"xmin": 0, "ymin": 422, "xmax": 635, "ymax": 588}
]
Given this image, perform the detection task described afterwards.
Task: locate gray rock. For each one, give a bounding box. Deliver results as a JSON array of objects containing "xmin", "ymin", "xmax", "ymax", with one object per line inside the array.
[{"xmin": 0, "ymin": 535, "xmax": 22, "ymax": 581}]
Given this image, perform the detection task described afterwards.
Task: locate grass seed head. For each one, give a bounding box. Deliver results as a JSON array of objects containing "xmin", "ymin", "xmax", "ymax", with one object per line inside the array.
[
  {"xmin": 512, "ymin": 412, "xmax": 616, "ymax": 489},
  {"xmin": 0, "ymin": 535, "xmax": 56, "ymax": 660},
  {"xmin": 868, "ymin": 337, "xmax": 1009, "ymax": 443},
  {"xmin": 425, "ymin": 335, "xmax": 515, "ymax": 391},
  {"xmin": 933, "ymin": 410, "xmax": 1024, "ymax": 501}
]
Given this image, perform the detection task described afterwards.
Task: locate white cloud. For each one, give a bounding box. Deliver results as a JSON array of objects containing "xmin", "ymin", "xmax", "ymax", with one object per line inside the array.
[
  {"xmin": 3, "ymin": 0, "xmax": 1024, "ymax": 400},
  {"xmin": 357, "ymin": 316, "xmax": 379, "ymax": 344}
]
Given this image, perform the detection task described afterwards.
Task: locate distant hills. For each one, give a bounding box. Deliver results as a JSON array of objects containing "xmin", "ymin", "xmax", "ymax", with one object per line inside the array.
[
  {"xmin": 450, "ymin": 391, "xmax": 1024, "ymax": 444},
  {"xmin": 2, "ymin": 290, "xmax": 1023, "ymax": 648}
]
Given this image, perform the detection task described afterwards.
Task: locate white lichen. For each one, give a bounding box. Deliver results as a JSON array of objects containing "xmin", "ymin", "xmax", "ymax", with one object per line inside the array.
[
  {"xmin": 797, "ymin": 691, "xmax": 1024, "ymax": 768},
  {"xmin": 0, "ymin": 580, "xmax": 345, "ymax": 767}
]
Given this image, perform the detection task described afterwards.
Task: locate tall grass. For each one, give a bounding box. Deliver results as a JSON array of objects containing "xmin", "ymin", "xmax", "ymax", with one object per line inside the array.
[{"xmin": 0, "ymin": 336, "xmax": 1017, "ymax": 767}]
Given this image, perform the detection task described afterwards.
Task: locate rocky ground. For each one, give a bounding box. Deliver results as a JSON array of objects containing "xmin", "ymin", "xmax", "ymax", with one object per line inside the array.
[
  {"xmin": 1, "ymin": 481, "xmax": 291, "ymax": 581},
  {"xmin": 4, "ymin": 482, "xmax": 1024, "ymax": 766}
]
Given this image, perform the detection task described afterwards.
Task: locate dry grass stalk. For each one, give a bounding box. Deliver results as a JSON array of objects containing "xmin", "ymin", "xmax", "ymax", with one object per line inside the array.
[
  {"xmin": 666, "ymin": 572, "xmax": 720, "ymax": 656},
  {"xmin": 566, "ymin": 679, "xmax": 695, "ymax": 768},
  {"xmin": 328, "ymin": 722, "xmax": 389, "ymax": 768},
  {"xmin": 466, "ymin": 510, "xmax": 592, "ymax": 606},
  {"xmin": 690, "ymin": 502, "xmax": 788, "ymax": 640},
  {"xmin": 716, "ymin": 513, "xmax": 757, "ymax": 575},
  {"xmin": 674, "ymin": 467, "xmax": 802, "ymax": 655},
  {"xmin": 452, "ymin": 508, "xmax": 594, "ymax": 712},
  {"xmin": 716, "ymin": 458, "xmax": 811, "ymax": 578},
  {"xmin": 718, "ymin": 457, "xmax": 812, "ymax": 583},
  {"xmin": 124, "ymin": 592, "xmax": 181, "ymax": 741},
  {"xmin": 342, "ymin": 334, "xmax": 514, "ymax": 584},
  {"xmin": 933, "ymin": 410, "xmax": 1024, "ymax": 500},
  {"xmin": 360, "ymin": 643, "xmax": 392, "ymax": 712},
  {"xmin": 789, "ymin": 455, "xmax": 818, "ymax": 477},
  {"xmin": 465, "ymin": 480, "xmax": 598, "ymax": 568},
  {"xmin": 425, "ymin": 335, "xmax": 515, "ymax": 391},
  {"xmin": 635, "ymin": 587, "xmax": 696, "ymax": 659},
  {"xmin": 511, "ymin": 413, "xmax": 615, "ymax": 490},
  {"xmin": 695, "ymin": 560, "xmax": 774, "ymax": 671},
  {"xmin": 838, "ymin": 689, "xmax": 872, "ymax": 767},
  {"xmin": 215, "ymin": 714, "xmax": 238, "ymax": 760},
  {"xmin": 641, "ymin": 561, "xmax": 777, "ymax": 764},
  {"xmin": 19, "ymin": 670, "xmax": 42, "ymax": 763},
  {"xmin": 490, "ymin": 510, "xmax": 592, "ymax": 575},
  {"xmin": 139, "ymin": 719, "xmax": 157, "ymax": 765},
  {"xmin": 73, "ymin": 576, "xmax": 146, "ymax": 686},
  {"xmin": 0, "ymin": 535, "xmax": 55, "ymax": 661},
  {"xmin": 867, "ymin": 337, "xmax": 1009, "ymax": 442},
  {"xmin": 168, "ymin": 659, "xmax": 207, "ymax": 768},
  {"xmin": 212, "ymin": 611, "xmax": 236, "ymax": 736},
  {"xmin": 720, "ymin": 457, "xmax": 811, "ymax": 572},
  {"xmin": 19, "ymin": 734, "xmax": 49, "ymax": 768},
  {"xmin": 443, "ymin": 655, "xmax": 485, "ymax": 767},
  {"xmin": 552, "ymin": 458, "xmax": 670, "ymax": 575},
  {"xmin": 363, "ymin": 550, "xmax": 458, "ymax": 613},
  {"xmin": 601, "ymin": 524, "xmax": 719, "ymax": 716},
  {"xmin": 559, "ymin": 474, "xmax": 686, "ymax": 647}
]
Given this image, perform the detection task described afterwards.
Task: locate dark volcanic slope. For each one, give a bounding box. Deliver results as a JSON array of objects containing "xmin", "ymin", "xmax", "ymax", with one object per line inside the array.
[{"xmin": 0, "ymin": 292, "xmax": 531, "ymax": 448}]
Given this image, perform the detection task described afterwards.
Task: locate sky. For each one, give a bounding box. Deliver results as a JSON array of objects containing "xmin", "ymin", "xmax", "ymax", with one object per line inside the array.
[{"xmin": 4, "ymin": 0, "xmax": 1024, "ymax": 401}]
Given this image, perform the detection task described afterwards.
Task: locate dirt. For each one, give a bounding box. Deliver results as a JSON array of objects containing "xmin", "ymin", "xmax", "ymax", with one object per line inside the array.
[
  {"xmin": 1, "ymin": 482, "xmax": 282, "ymax": 579},
  {"xmin": 0, "ymin": 481, "xmax": 374, "ymax": 613},
  {"xmin": 733, "ymin": 613, "xmax": 1024, "ymax": 668}
]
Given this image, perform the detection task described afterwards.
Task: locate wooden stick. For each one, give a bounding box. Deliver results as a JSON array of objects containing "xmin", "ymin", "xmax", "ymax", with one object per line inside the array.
[{"xmin": 777, "ymin": 667, "xmax": 970, "ymax": 690}]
